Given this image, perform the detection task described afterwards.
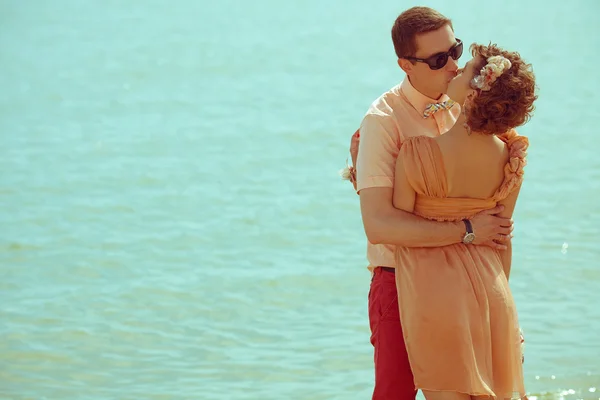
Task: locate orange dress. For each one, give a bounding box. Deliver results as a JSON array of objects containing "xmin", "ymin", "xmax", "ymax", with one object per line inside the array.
[{"xmin": 394, "ymin": 130, "xmax": 528, "ymax": 399}]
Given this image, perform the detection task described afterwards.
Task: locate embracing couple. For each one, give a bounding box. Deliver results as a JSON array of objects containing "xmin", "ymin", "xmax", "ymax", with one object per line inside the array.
[{"xmin": 343, "ymin": 6, "xmax": 537, "ymax": 400}]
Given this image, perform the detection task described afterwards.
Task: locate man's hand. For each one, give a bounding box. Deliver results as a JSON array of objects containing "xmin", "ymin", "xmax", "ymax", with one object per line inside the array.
[
  {"xmin": 471, "ymin": 205, "xmax": 514, "ymax": 250},
  {"xmin": 350, "ymin": 129, "xmax": 360, "ymax": 166}
]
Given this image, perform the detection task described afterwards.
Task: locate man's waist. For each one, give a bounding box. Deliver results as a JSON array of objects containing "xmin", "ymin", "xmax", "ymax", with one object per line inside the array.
[{"xmin": 366, "ymin": 242, "xmax": 396, "ymax": 271}]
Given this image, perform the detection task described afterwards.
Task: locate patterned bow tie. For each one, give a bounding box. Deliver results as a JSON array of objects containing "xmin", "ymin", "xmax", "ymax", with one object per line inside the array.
[{"xmin": 423, "ymin": 99, "xmax": 456, "ymax": 118}]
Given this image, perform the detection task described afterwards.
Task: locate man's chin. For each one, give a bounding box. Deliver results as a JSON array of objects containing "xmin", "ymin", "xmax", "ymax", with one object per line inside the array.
[{"xmin": 439, "ymin": 84, "xmax": 450, "ymax": 95}]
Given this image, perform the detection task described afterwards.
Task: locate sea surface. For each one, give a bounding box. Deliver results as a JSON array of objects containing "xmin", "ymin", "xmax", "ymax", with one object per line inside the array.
[{"xmin": 1, "ymin": 0, "xmax": 599, "ymax": 399}]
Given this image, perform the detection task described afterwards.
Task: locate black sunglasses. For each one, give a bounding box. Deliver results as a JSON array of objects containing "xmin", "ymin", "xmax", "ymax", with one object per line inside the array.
[{"xmin": 404, "ymin": 39, "xmax": 463, "ymax": 70}]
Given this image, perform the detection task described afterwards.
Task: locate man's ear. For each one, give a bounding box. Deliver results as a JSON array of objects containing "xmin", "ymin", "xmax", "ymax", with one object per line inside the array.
[{"xmin": 398, "ymin": 58, "xmax": 413, "ymax": 74}]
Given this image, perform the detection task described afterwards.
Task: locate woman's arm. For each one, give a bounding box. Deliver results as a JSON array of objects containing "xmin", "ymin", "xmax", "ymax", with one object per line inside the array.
[{"xmin": 496, "ymin": 185, "xmax": 522, "ymax": 280}]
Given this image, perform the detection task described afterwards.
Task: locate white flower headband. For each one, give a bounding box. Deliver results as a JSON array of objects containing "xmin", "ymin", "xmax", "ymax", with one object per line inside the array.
[{"xmin": 471, "ymin": 55, "xmax": 512, "ymax": 91}]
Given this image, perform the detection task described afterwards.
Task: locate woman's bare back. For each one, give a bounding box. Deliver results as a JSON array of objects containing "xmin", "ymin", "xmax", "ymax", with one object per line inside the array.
[{"xmin": 436, "ymin": 128, "xmax": 510, "ymax": 200}]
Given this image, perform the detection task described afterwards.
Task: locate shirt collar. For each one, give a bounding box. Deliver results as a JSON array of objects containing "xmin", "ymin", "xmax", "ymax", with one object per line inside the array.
[{"xmin": 400, "ymin": 77, "xmax": 452, "ymax": 115}]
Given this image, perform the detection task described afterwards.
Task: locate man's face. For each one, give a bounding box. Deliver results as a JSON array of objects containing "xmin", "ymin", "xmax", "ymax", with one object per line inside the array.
[
  {"xmin": 447, "ymin": 55, "xmax": 483, "ymax": 104},
  {"xmin": 410, "ymin": 24, "xmax": 460, "ymax": 96}
]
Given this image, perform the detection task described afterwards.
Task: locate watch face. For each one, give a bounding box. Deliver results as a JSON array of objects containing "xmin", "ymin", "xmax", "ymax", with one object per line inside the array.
[{"xmin": 464, "ymin": 233, "xmax": 476, "ymax": 244}]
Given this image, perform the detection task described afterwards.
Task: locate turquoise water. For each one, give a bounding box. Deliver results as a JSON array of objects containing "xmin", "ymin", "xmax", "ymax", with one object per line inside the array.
[{"xmin": 1, "ymin": 1, "xmax": 599, "ymax": 399}]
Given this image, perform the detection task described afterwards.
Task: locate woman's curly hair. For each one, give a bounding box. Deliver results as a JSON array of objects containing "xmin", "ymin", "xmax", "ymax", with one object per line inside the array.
[{"xmin": 465, "ymin": 43, "xmax": 538, "ymax": 135}]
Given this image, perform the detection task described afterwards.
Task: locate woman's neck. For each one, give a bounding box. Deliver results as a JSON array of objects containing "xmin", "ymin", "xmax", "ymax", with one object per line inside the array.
[
  {"xmin": 447, "ymin": 112, "xmax": 471, "ymax": 137},
  {"xmin": 448, "ymin": 112, "xmax": 496, "ymax": 140}
]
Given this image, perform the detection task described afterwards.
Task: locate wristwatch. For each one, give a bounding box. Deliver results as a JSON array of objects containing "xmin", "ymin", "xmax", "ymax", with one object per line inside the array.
[{"xmin": 462, "ymin": 219, "xmax": 476, "ymax": 244}]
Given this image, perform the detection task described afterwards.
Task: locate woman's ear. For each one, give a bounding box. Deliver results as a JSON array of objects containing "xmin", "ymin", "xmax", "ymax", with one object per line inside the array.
[
  {"xmin": 462, "ymin": 89, "xmax": 478, "ymax": 118},
  {"xmin": 464, "ymin": 89, "xmax": 478, "ymax": 108},
  {"xmin": 466, "ymin": 88, "xmax": 477, "ymax": 101}
]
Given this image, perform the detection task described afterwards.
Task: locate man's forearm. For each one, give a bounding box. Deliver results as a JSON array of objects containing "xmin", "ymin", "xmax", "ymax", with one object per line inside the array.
[{"xmin": 369, "ymin": 207, "xmax": 463, "ymax": 247}]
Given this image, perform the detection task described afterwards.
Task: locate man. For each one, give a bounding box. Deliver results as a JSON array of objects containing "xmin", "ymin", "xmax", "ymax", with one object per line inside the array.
[{"xmin": 345, "ymin": 7, "xmax": 515, "ymax": 400}]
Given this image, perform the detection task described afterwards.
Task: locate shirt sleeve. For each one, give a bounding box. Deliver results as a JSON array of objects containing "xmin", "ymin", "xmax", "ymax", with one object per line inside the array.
[{"xmin": 356, "ymin": 114, "xmax": 400, "ymax": 192}]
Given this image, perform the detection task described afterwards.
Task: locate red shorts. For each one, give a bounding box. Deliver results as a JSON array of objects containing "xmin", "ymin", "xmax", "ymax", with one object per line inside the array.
[{"xmin": 368, "ymin": 267, "xmax": 416, "ymax": 400}]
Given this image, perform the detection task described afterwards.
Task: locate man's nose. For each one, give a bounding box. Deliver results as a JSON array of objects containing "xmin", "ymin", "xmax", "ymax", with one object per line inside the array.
[{"xmin": 446, "ymin": 56, "xmax": 459, "ymax": 71}]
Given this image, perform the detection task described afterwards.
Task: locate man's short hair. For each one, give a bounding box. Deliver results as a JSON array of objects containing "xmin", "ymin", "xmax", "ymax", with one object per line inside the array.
[{"xmin": 391, "ymin": 7, "xmax": 453, "ymax": 59}]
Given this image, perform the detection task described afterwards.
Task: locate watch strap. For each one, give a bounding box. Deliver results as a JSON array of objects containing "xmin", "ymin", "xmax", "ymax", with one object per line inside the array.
[{"xmin": 463, "ymin": 219, "xmax": 473, "ymax": 234}]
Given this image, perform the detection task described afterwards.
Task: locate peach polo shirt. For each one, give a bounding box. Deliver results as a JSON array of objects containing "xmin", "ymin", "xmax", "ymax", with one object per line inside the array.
[{"xmin": 356, "ymin": 77, "xmax": 461, "ymax": 270}]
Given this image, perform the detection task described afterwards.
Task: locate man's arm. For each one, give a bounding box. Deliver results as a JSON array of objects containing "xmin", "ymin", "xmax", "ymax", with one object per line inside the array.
[
  {"xmin": 362, "ymin": 149, "xmax": 461, "ymax": 247},
  {"xmin": 360, "ymin": 187, "xmax": 512, "ymax": 249},
  {"xmin": 355, "ymin": 114, "xmax": 513, "ymax": 249}
]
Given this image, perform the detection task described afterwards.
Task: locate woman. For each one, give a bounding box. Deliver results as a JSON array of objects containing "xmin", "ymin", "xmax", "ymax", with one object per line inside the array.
[{"xmin": 392, "ymin": 43, "xmax": 537, "ymax": 400}]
